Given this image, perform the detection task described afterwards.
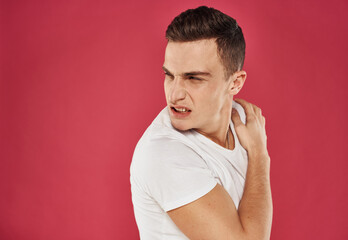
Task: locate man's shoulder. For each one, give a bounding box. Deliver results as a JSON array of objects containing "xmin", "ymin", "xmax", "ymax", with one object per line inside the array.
[
  {"xmin": 132, "ymin": 102, "xmax": 246, "ymax": 166},
  {"xmin": 130, "ymin": 118, "xmax": 204, "ymax": 195},
  {"xmin": 131, "ymin": 107, "xmax": 198, "ymax": 172},
  {"xmin": 130, "ymin": 102, "xmax": 246, "ymax": 180},
  {"xmin": 132, "ymin": 125, "xmax": 197, "ymax": 167},
  {"xmin": 139, "ymin": 106, "xmax": 177, "ymax": 140},
  {"xmin": 134, "ymin": 106, "xmax": 195, "ymax": 151}
]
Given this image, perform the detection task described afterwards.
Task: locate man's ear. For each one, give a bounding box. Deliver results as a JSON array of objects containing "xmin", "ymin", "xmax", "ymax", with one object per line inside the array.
[{"xmin": 229, "ymin": 70, "xmax": 246, "ymax": 95}]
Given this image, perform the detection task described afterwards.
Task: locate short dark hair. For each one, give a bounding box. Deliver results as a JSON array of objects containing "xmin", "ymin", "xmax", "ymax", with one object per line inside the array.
[{"xmin": 165, "ymin": 6, "xmax": 245, "ymax": 77}]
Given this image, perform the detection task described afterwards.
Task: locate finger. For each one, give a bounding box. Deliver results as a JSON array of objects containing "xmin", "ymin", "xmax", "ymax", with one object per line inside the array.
[
  {"xmin": 231, "ymin": 108, "xmax": 244, "ymax": 127},
  {"xmin": 252, "ymin": 104, "xmax": 262, "ymax": 118},
  {"xmin": 262, "ymin": 116, "xmax": 266, "ymax": 127},
  {"xmin": 234, "ymin": 98, "xmax": 255, "ymax": 120}
]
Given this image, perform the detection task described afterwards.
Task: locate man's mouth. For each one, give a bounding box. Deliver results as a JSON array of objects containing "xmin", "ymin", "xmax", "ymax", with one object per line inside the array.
[{"xmin": 171, "ymin": 107, "xmax": 191, "ymax": 113}]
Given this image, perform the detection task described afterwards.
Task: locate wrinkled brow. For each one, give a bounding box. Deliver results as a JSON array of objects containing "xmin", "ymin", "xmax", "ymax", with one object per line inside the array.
[{"xmin": 162, "ymin": 66, "xmax": 212, "ymax": 77}]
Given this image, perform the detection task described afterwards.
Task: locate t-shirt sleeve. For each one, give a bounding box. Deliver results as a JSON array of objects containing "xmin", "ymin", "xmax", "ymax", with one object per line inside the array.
[
  {"xmin": 132, "ymin": 138, "xmax": 218, "ymax": 212},
  {"xmin": 232, "ymin": 100, "xmax": 247, "ymax": 124}
]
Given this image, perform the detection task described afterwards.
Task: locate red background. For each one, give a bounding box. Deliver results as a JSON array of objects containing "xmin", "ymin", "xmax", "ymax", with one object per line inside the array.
[{"xmin": 1, "ymin": 0, "xmax": 347, "ymax": 239}]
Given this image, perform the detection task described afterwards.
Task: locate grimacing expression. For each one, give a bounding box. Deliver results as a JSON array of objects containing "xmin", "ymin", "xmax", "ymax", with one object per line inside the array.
[{"xmin": 163, "ymin": 39, "xmax": 235, "ymax": 132}]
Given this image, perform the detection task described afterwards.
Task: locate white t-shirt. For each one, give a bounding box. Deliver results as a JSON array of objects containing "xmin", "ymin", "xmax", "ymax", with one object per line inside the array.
[{"xmin": 130, "ymin": 101, "xmax": 248, "ymax": 240}]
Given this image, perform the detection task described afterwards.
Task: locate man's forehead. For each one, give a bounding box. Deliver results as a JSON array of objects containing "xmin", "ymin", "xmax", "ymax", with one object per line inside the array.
[{"xmin": 164, "ymin": 39, "xmax": 220, "ymax": 74}]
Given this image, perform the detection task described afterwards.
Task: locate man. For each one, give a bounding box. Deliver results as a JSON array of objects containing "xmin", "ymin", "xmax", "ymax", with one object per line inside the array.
[{"xmin": 130, "ymin": 6, "xmax": 272, "ymax": 240}]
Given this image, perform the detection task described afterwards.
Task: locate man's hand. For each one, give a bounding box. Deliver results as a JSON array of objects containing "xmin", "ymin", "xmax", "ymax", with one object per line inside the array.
[{"xmin": 232, "ymin": 98, "xmax": 269, "ymax": 159}]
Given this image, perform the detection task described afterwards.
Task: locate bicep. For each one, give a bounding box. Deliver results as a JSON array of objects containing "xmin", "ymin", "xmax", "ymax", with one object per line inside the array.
[{"xmin": 167, "ymin": 183, "xmax": 245, "ymax": 240}]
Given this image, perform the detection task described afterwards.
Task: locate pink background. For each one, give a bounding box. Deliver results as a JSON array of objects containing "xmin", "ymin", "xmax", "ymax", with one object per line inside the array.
[{"xmin": 1, "ymin": 0, "xmax": 347, "ymax": 239}]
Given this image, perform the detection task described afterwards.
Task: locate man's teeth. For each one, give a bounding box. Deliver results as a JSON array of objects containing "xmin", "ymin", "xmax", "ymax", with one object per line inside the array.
[{"xmin": 175, "ymin": 108, "xmax": 188, "ymax": 112}]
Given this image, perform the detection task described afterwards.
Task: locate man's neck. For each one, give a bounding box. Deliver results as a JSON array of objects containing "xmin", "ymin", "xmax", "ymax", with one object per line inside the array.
[{"xmin": 194, "ymin": 100, "xmax": 234, "ymax": 149}]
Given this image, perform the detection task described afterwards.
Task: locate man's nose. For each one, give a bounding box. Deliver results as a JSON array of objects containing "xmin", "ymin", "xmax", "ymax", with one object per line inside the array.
[{"xmin": 169, "ymin": 77, "xmax": 186, "ymax": 103}]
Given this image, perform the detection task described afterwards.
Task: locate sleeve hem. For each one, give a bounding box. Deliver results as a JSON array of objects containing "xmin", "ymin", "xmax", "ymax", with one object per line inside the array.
[{"xmin": 162, "ymin": 180, "xmax": 218, "ymax": 212}]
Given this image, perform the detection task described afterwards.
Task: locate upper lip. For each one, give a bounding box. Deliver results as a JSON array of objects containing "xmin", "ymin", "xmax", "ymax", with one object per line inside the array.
[{"xmin": 170, "ymin": 105, "xmax": 192, "ymax": 111}]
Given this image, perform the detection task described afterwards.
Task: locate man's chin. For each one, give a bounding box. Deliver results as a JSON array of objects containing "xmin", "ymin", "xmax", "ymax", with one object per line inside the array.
[{"xmin": 170, "ymin": 120, "xmax": 191, "ymax": 132}]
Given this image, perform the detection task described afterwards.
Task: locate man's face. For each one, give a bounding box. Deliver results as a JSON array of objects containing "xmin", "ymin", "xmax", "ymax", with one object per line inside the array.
[{"xmin": 163, "ymin": 39, "xmax": 233, "ymax": 132}]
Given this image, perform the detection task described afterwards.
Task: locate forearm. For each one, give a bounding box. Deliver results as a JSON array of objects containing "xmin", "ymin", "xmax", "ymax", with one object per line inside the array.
[{"xmin": 238, "ymin": 153, "xmax": 273, "ymax": 240}]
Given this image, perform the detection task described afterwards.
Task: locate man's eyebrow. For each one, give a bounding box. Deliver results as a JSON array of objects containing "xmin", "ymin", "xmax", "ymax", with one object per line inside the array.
[
  {"xmin": 162, "ymin": 66, "xmax": 172, "ymax": 74},
  {"xmin": 183, "ymin": 71, "xmax": 212, "ymax": 77},
  {"xmin": 162, "ymin": 66, "xmax": 212, "ymax": 77}
]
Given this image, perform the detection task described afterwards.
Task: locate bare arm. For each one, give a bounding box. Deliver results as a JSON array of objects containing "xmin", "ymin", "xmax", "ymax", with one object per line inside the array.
[
  {"xmin": 233, "ymin": 98, "xmax": 273, "ymax": 240},
  {"xmin": 167, "ymin": 98, "xmax": 273, "ymax": 240}
]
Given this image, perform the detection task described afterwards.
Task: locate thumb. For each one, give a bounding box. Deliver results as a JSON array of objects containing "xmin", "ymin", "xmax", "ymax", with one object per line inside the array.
[{"xmin": 231, "ymin": 108, "xmax": 243, "ymax": 127}]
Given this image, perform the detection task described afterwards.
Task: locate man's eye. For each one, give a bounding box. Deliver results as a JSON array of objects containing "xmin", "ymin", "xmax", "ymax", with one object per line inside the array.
[{"xmin": 188, "ymin": 76, "xmax": 201, "ymax": 80}]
